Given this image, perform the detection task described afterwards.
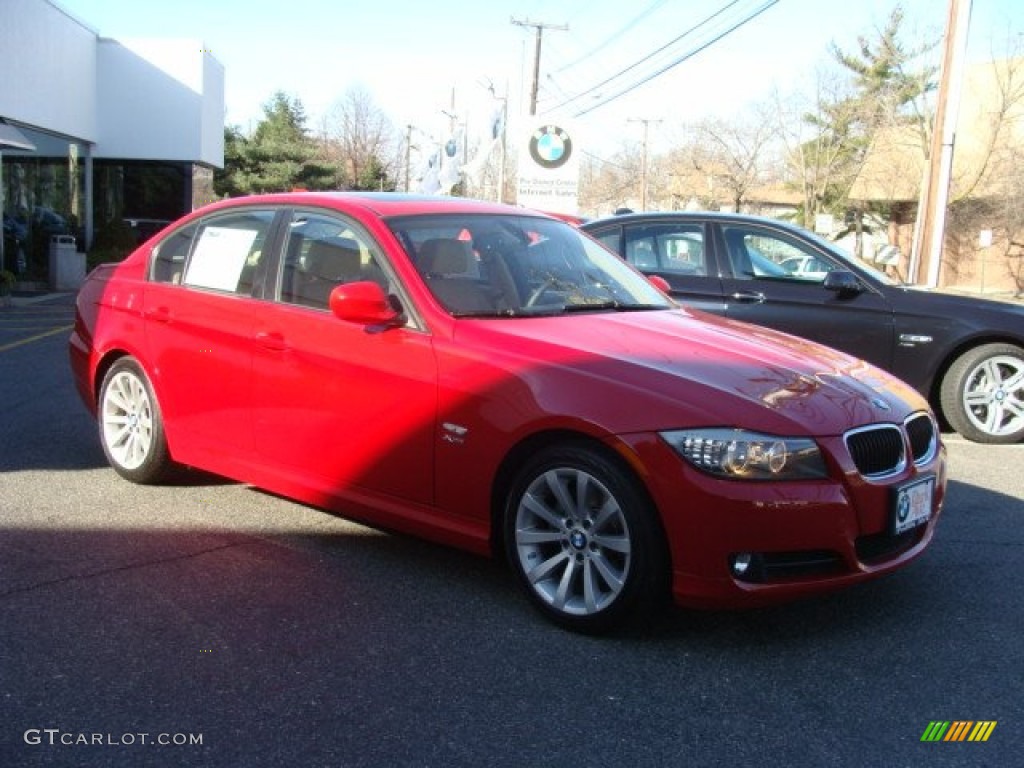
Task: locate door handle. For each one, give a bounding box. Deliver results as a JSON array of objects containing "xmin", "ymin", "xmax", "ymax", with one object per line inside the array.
[
  {"xmin": 254, "ymin": 331, "xmax": 288, "ymax": 351},
  {"xmin": 730, "ymin": 291, "xmax": 766, "ymax": 304},
  {"xmin": 145, "ymin": 306, "xmax": 172, "ymax": 323}
]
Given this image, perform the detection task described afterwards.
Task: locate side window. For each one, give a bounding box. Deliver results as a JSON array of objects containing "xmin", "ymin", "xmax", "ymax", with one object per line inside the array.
[
  {"xmin": 624, "ymin": 224, "xmax": 707, "ymax": 275},
  {"xmin": 150, "ymin": 223, "xmax": 199, "ymax": 284},
  {"xmin": 279, "ymin": 212, "xmax": 391, "ymax": 310},
  {"xmin": 625, "ymin": 236, "xmax": 658, "ymax": 269},
  {"xmin": 589, "ymin": 228, "xmax": 621, "ymax": 257},
  {"xmin": 180, "ymin": 210, "xmax": 276, "ymax": 295},
  {"xmin": 721, "ymin": 225, "xmax": 832, "ymax": 282}
]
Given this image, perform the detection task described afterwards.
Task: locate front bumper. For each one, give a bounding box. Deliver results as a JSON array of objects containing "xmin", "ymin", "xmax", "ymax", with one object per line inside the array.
[{"xmin": 618, "ymin": 429, "xmax": 947, "ymax": 609}]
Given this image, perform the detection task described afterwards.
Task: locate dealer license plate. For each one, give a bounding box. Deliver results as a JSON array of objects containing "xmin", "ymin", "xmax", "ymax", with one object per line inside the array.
[{"xmin": 892, "ymin": 476, "xmax": 934, "ymax": 535}]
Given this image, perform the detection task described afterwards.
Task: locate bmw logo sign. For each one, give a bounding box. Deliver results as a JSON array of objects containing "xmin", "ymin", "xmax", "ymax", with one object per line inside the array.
[{"xmin": 529, "ymin": 125, "xmax": 573, "ymax": 169}]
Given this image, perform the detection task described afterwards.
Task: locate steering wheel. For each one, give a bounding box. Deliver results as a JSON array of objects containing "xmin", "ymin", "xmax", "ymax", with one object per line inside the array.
[{"xmin": 525, "ymin": 277, "xmax": 559, "ymax": 307}]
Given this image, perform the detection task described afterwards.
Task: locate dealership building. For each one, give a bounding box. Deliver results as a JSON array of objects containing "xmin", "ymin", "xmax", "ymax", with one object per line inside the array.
[{"xmin": 1, "ymin": 0, "xmax": 223, "ymax": 282}]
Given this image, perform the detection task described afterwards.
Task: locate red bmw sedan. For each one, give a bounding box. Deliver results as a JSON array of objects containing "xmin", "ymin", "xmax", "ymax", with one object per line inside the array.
[{"xmin": 69, "ymin": 193, "xmax": 946, "ymax": 633}]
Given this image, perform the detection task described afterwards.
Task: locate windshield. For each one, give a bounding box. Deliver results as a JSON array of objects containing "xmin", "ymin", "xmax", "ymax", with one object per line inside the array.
[{"xmin": 387, "ymin": 214, "xmax": 673, "ymax": 317}]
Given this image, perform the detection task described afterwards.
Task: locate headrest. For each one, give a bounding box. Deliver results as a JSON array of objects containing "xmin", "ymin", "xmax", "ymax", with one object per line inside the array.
[
  {"xmin": 419, "ymin": 238, "xmax": 472, "ymax": 276},
  {"xmin": 305, "ymin": 238, "xmax": 361, "ymax": 281}
]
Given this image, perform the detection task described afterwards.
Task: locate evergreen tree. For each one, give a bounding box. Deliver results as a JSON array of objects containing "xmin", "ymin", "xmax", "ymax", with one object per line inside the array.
[
  {"xmin": 790, "ymin": 8, "xmax": 937, "ymax": 236},
  {"xmin": 352, "ymin": 154, "xmax": 394, "ymax": 191},
  {"xmin": 213, "ymin": 126, "xmax": 251, "ymax": 198},
  {"xmin": 214, "ymin": 92, "xmax": 338, "ymax": 196},
  {"xmin": 829, "ymin": 8, "xmax": 936, "ymax": 139}
]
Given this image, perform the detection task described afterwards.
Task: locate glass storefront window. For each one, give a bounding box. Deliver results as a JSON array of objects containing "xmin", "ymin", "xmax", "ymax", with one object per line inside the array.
[
  {"xmin": 2, "ymin": 121, "xmax": 195, "ymax": 280},
  {"xmin": 1, "ymin": 124, "xmax": 86, "ymax": 280}
]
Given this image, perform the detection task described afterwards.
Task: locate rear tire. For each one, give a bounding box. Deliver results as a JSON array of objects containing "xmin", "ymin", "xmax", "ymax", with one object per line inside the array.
[
  {"xmin": 503, "ymin": 442, "xmax": 668, "ymax": 634},
  {"xmin": 939, "ymin": 343, "xmax": 1024, "ymax": 444},
  {"xmin": 98, "ymin": 357, "xmax": 176, "ymax": 483}
]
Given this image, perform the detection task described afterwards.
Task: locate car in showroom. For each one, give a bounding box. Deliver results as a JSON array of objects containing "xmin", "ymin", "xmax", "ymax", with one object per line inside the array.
[
  {"xmin": 70, "ymin": 193, "xmax": 946, "ymax": 633},
  {"xmin": 582, "ymin": 210, "xmax": 1024, "ymax": 444}
]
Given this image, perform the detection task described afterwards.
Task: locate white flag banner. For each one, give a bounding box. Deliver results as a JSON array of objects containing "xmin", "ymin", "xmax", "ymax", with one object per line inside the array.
[
  {"xmin": 463, "ymin": 102, "xmax": 505, "ymax": 187},
  {"xmin": 415, "ymin": 149, "xmax": 442, "ymax": 195},
  {"xmin": 438, "ymin": 128, "xmax": 465, "ymax": 194}
]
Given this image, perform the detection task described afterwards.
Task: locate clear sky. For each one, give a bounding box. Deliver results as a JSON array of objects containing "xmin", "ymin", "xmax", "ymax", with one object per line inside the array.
[{"xmin": 56, "ymin": 0, "xmax": 1022, "ymax": 157}]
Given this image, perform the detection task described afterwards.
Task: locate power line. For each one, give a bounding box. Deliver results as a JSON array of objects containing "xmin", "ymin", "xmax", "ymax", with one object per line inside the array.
[
  {"xmin": 548, "ymin": 0, "xmax": 745, "ymax": 114},
  {"xmin": 537, "ymin": 0, "xmax": 669, "ymax": 113},
  {"xmin": 575, "ymin": 0, "xmax": 781, "ymax": 117},
  {"xmin": 552, "ymin": 0, "xmax": 670, "ymax": 76},
  {"xmin": 580, "ymin": 148, "xmax": 632, "ymax": 172}
]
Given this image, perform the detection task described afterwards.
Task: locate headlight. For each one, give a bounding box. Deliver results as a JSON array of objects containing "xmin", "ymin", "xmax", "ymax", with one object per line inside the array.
[{"xmin": 661, "ymin": 428, "xmax": 827, "ymax": 480}]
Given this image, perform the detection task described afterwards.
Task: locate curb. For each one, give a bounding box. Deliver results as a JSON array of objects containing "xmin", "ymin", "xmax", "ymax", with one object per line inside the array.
[{"xmin": 5, "ymin": 292, "xmax": 75, "ymax": 307}]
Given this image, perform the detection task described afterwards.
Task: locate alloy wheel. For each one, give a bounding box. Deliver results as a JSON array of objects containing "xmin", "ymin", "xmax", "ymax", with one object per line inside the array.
[
  {"xmin": 513, "ymin": 467, "xmax": 632, "ymax": 617},
  {"xmin": 961, "ymin": 354, "xmax": 1024, "ymax": 439},
  {"xmin": 101, "ymin": 369, "xmax": 155, "ymax": 470}
]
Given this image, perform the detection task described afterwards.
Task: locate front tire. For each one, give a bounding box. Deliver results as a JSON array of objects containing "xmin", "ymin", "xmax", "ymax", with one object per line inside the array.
[
  {"xmin": 940, "ymin": 343, "xmax": 1024, "ymax": 444},
  {"xmin": 98, "ymin": 357, "xmax": 175, "ymax": 483},
  {"xmin": 504, "ymin": 442, "xmax": 668, "ymax": 633}
]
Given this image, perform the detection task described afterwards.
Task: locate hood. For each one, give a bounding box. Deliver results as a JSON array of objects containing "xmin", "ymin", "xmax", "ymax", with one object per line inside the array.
[
  {"xmin": 895, "ymin": 286, "xmax": 1024, "ymax": 334},
  {"xmin": 458, "ymin": 308, "xmax": 927, "ymax": 436}
]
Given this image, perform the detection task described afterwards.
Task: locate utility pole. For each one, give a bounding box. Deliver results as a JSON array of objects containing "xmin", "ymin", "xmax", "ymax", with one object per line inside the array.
[
  {"xmin": 494, "ymin": 80, "xmax": 509, "ymax": 203},
  {"xmin": 495, "ymin": 84, "xmax": 509, "ymax": 203},
  {"xmin": 910, "ymin": 0, "xmax": 973, "ymax": 287},
  {"xmin": 404, "ymin": 124, "xmax": 413, "ymax": 192},
  {"xmin": 511, "ymin": 17, "xmax": 568, "ymax": 116},
  {"xmin": 628, "ymin": 118, "xmax": 661, "ymax": 210}
]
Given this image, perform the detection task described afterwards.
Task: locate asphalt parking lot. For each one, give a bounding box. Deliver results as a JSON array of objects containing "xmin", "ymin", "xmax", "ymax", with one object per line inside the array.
[{"xmin": 0, "ymin": 294, "xmax": 1021, "ymax": 767}]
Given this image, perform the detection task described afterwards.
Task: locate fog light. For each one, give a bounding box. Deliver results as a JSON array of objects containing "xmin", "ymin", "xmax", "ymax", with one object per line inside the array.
[{"xmin": 732, "ymin": 553, "xmax": 754, "ymax": 577}]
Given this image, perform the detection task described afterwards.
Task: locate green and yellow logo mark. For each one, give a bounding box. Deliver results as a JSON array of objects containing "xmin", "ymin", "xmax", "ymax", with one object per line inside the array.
[{"xmin": 921, "ymin": 721, "xmax": 997, "ymax": 742}]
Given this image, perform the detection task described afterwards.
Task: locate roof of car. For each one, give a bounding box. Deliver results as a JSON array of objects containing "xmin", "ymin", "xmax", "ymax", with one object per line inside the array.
[
  {"xmin": 196, "ymin": 191, "xmax": 548, "ymax": 220},
  {"xmin": 583, "ymin": 210, "xmax": 802, "ymax": 230}
]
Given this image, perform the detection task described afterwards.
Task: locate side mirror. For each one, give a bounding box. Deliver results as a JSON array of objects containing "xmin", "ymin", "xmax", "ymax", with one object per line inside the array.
[
  {"xmin": 647, "ymin": 274, "xmax": 671, "ymax": 293},
  {"xmin": 823, "ymin": 270, "xmax": 863, "ymax": 297},
  {"xmin": 329, "ymin": 281, "xmax": 402, "ymax": 327}
]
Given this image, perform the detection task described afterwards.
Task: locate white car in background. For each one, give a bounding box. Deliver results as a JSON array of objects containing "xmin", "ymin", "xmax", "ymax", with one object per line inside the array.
[{"xmin": 779, "ymin": 254, "xmax": 831, "ymax": 280}]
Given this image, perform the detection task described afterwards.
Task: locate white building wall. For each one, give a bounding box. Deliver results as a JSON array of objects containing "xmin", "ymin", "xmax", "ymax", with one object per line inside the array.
[
  {"xmin": 95, "ymin": 38, "xmax": 224, "ymax": 167},
  {"xmin": 0, "ymin": 0, "xmax": 97, "ymax": 142},
  {"xmin": 201, "ymin": 52, "xmax": 226, "ymax": 168}
]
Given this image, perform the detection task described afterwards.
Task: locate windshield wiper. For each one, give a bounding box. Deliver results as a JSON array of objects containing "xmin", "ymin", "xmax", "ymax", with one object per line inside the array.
[
  {"xmin": 449, "ymin": 309, "xmax": 519, "ymax": 318},
  {"xmin": 452, "ymin": 303, "xmax": 667, "ymax": 318},
  {"xmin": 561, "ymin": 301, "xmax": 666, "ymax": 312}
]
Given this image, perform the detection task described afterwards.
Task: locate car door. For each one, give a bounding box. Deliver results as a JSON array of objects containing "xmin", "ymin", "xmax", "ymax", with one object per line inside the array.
[
  {"xmin": 587, "ymin": 220, "xmax": 726, "ymax": 313},
  {"xmin": 249, "ymin": 208, "xmax": 437, "ymax": 506},
  {"xmin": 144, "ymin": 207, "xmax": 279, "ymax": 460},
  {"xmin": 712, "ymin": 221, "xmax": 896, "ymax": 370}
]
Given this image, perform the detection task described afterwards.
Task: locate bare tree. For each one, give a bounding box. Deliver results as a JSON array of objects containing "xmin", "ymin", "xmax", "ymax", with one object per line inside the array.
[
  {"xmin": 755, "ymin": 10, "xmax": 938, "ymax": 264},
  {"xmin": 324, "ymin": 86, "xmax": 402, "ymax": 190},
  {"xmin": 687, "ymin": 104, "xmax": 781, "ymax": 212},
  {"xmin": 772, "ymin": 71, "xmax": 861, "ymax": 227},
  {"xmin": 578, "ymin": 145, "xmax": 644, "ymax": 215}
]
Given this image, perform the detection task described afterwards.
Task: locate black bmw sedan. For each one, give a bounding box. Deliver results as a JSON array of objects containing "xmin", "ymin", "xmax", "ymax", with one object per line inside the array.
[{"xmin": 582, "ymin": 210, "xmax": 1024, "ymax": 444}]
